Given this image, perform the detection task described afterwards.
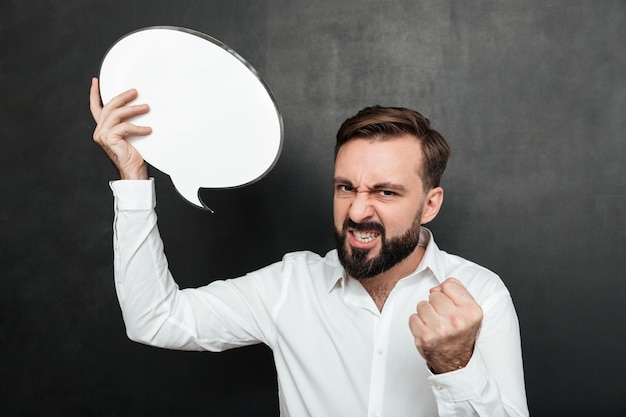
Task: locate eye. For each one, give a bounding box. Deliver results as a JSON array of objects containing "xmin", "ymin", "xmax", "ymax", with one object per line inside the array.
[
  {"xmin": 336, "ymin": 184, "xmax": 355, "ymax": 193},
  {"xmin": 378, "ymin": 190, "xmax": 396, "ymax": 197}
]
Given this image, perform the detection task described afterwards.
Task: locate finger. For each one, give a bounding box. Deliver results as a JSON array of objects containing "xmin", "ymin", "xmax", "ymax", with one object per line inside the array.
[
  {"xmin": 107, "ymin": 88, "xmax": 139, "ymax": 110},
  {"xmin": 408, "ymin": 313, "xmax": 424, "ymax": 336},
  {"xmin": 94, "ymin": 122, "xmax": 151, "ymax": 144},
  {"xmin": 429, "ymin": 284, "xmax": 442, "ymax": 294},
  {"xmin": 428, "ymin": 290, "xmax": 456, "ymax": 316},
  {"xmin": 440, "ymin": 278, "xmax": 476, "ymax": 306},
  {"xmin": 108, "ymin": 103, "xmax": 151, "ymax": 125},
  {"xmin": 96, "ymin": 88, "xmax": 141, "ymax": 124},
  {"xmin": 89, "ymin": 77, "xmax": 102, "ymax": 122},
  {"xmin": 415, "ymin": 300, "xmax": 438, "ymax": 324},
  {"xmin": 94, "ymin": 104, "xmax": 151, "ymax": 140},
  {"xmin": 111, "ymin": 122, "xmax": 152, "ymax": 138}
]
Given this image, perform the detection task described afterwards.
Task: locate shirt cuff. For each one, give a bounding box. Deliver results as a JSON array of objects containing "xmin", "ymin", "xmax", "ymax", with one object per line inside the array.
[
  {"xmin": 427, "ymin": 349, "xmax": 489, "ymax": 402},
  {"xmin": 109, "ymin": 178, "xmax": 156, "ymax": 211}
]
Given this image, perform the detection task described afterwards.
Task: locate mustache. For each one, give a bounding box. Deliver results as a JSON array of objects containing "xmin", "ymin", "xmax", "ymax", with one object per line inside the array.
[{"xmin": 343, "ymin": 218, "xmax": 384, "ymax": 234}]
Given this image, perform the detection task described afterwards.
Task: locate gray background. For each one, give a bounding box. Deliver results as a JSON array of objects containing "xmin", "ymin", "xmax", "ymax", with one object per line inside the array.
[{"xmin": 1, "ymin": 0, "xmax": 625, "ymax": 415}]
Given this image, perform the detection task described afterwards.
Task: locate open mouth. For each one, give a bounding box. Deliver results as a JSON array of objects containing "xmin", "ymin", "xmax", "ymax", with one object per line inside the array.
[
  {"xmin": 352, "ymin": 230, "xmax": 379, "ymax": 243},
  {"xmin": 348, "ymin": 229, "xmax": 381, "ymax": 249}
]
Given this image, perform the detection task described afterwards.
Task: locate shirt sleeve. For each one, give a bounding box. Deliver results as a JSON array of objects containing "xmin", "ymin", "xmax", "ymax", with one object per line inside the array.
[
  {"xmin": 109, "ymin": 179, "xmax": 280, "ymax": 351},
  {"xmin": 427, "ymin": 287, "xmax": 529, "ymax": 417}
]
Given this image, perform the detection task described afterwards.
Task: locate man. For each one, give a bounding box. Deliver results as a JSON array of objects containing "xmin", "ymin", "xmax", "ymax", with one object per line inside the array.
[{"xmin": 90, "ymin": 77, "xmax": 528, "ymax": 416}]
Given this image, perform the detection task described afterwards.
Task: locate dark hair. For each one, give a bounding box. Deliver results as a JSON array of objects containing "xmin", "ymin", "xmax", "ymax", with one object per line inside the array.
[{"xmin": 335, "ymin": 106, "xmax": 451, "ymax": 191}]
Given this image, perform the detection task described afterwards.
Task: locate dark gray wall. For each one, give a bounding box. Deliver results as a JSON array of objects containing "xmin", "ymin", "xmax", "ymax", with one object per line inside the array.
[{"xmin": 1, "ymin": 0, "xmax": 625, "ymax": 415}]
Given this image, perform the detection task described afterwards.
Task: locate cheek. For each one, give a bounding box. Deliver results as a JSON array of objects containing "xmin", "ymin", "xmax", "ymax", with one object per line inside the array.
[
  {"xmin": 333, "ymin": 198, "xmax": 349, "ymax": 228},
  {"xmin": 380, "ymin": 207, "xmax": 418, "ymax": 237}
]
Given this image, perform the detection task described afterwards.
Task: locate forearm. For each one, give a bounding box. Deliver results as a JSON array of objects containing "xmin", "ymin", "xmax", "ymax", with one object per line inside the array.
[
  {"xmin": 429, "ymin": 350, "xmax": 527, "ymax": 417},
  {"xmin": 110, "ymin": 179, "xmax": 194, "ymax": 348},
  {"xmin": 109, "ymin": 179, "xmax": 275, "ymax": 351},
  {"xmin": 428, "ymin": 290, "xmax": 528, "ymax": 417}
]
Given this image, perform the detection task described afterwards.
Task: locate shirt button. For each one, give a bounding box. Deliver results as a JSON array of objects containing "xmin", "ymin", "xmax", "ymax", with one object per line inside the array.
[
  {"xmin": 377, "ymin": 348, "xmax": 384, "ymax": 355},
  {"xmin": 434, "ymin": 384, "xmax": 444, "ymax": 390}
]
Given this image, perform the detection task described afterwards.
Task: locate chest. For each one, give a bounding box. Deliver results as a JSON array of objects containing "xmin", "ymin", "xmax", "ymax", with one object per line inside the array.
[{"xmin": 270, "ymin": 281, "xmax": 438, "ymax": 414}]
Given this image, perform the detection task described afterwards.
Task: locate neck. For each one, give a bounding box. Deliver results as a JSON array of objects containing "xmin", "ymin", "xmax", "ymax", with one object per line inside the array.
[{"xmin": 359, "ymin": 245, "xmax": 426, "ymax": 311}]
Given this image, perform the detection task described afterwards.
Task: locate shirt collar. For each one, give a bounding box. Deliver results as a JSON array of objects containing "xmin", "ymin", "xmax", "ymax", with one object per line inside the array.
[
  {"xmin": 324, "ymin": 251, "xmax": 345, "ymax": 293},
  {"xmin": 325, "ymin": 227, "xmax": 447, "ymax": 293},
  {"xmin": 411, "ymin": 227, "xmax": 447, "ymax": 284}
]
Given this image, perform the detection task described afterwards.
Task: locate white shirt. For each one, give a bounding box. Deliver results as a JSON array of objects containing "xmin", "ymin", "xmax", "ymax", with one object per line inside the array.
[{"xmin": 110, "ymin": 179, "xmax": 528, "ymax": 417}]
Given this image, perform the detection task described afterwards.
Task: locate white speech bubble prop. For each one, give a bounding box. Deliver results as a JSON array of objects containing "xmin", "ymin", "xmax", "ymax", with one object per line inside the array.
[{"xmin": 99, "ymin": 26, "xmax": 283, "ymax": 211}]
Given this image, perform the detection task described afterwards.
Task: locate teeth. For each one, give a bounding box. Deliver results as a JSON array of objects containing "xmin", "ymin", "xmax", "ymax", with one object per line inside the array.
[{"xmin": 354, "ymin": 231, "xmax": 379, "ymax": 242}]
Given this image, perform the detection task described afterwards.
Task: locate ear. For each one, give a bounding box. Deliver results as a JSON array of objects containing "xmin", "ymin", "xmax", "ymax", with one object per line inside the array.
[{"xmin": 420, "ymin": 187, "xmax": 444, "ymax": 224}]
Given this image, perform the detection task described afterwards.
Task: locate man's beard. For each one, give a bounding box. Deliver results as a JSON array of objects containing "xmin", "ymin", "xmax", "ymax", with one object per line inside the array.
[{"xmin": 334, "ymin": 213, "xmax": 422, "ymax": 280}]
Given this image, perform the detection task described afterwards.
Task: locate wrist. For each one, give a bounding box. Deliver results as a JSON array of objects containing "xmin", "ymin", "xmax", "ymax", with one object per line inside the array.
[
  {"xmin": 428, "ymin": 360, "xmax": 468, "ymax": 374},
  {"xmin": 119, "ymin": 162, "xmax": 148, "ymax": 180},
  {"xmin": 426, "ymin": 346, "xmax": 474, "ymax": 374}
]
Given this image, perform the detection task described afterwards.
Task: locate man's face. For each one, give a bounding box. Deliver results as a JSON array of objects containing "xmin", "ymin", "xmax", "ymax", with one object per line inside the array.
[{"xmin": 333, "ymin": 135, "xmax": 430, "ymax": 280}]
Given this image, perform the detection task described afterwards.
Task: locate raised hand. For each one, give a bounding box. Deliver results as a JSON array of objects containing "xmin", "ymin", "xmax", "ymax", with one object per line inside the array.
[
  {"xmin": 408, "ymin": 278, "xmax": 483, "ymax": 374},
  {"xmin": 90, "ymin": 77, "xmax": 152, "ymax": 180}
]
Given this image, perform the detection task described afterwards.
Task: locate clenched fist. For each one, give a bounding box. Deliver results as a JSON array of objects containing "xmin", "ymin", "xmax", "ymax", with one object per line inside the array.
[{"xmin": 408, "ymin": 277, "xmax": 483, "ymax": 374}]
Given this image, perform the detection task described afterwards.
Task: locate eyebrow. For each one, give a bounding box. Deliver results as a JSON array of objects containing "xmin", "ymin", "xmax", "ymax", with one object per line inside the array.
[
  {"xmin": 333, "ymin": 176, "xmax": 352, "ymax": 186},
  {"xmin": 371, "ymin": 182, "xmax": 408, "ymax": 193},
  {"xmin": 333, "ymin": 177, "xmax": 407, "ymax": 193}
]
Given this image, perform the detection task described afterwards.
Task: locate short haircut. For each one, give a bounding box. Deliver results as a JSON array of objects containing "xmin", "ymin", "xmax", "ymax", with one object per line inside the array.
[{"xmin": 335, "ymin": 106, "xmax": 451, "ymax": 191}]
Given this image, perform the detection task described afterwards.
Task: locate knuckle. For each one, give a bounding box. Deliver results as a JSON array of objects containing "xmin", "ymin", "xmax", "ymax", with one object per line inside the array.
[
  {"xmin": 429, "ymin": 291, "xmax": 445, "ymax": 303},
  {"xmin": 468, "ymin": 303, "xmax": 483, "ymax": 319},
  {"xmin": 440, "ymin": 280, "xmax": 455, "ymax": 294},
  {"xmin": 448, "ymin": 313, "xmax": 463, "ymax": 328},
  {"xmin": 473, "ymin": 306, "xmax": 484, "ymax": 322},
  {"xmin": 416, "ymin": 300, "xmax": 429, "ymax": 312}
]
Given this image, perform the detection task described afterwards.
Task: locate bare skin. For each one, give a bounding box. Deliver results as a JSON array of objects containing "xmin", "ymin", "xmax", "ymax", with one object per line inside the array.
[
  {"xmin": 358, "ymin": 246, "xmax": 422, "ymax": 311},
  {"xmin": 89, "ymin": 77, "xmax": 152, "ymax": 180},
  {"xmin": 333, "ymin": 137, "xmax": 441, "ymax": 310},
  {"xmin": 333, "ymin": 137, "xmax": 483, "ymax": 373},
  {"xmin": 408, "ymin": 277, "xmax": 483, "ymax": 373},
  {"xmin": 91, "ymin": 83, "xmax": 484, "ymax": 374}
]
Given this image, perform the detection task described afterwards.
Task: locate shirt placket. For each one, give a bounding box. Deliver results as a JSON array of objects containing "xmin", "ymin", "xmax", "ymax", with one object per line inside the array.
[{"xmin": 366, "ymin": 300, "xmax": 394, "ymax": 417}]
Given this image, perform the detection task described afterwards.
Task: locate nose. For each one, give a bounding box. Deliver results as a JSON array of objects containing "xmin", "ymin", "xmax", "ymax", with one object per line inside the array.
[{"xmin": 348, "ymin": 191, "xmax": 375, "ymax": 223}]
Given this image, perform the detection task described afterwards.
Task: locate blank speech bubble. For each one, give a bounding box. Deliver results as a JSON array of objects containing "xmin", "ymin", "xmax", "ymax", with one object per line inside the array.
[{"xmin": 99, "ymin": 26, "xmax": 283, "ymax": 211}]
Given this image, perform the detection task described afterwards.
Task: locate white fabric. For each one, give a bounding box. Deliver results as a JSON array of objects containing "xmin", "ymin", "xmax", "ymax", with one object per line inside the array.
[{"xmin": 110, "ymin": 179, "xmax": 528, "ymax": 417}]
